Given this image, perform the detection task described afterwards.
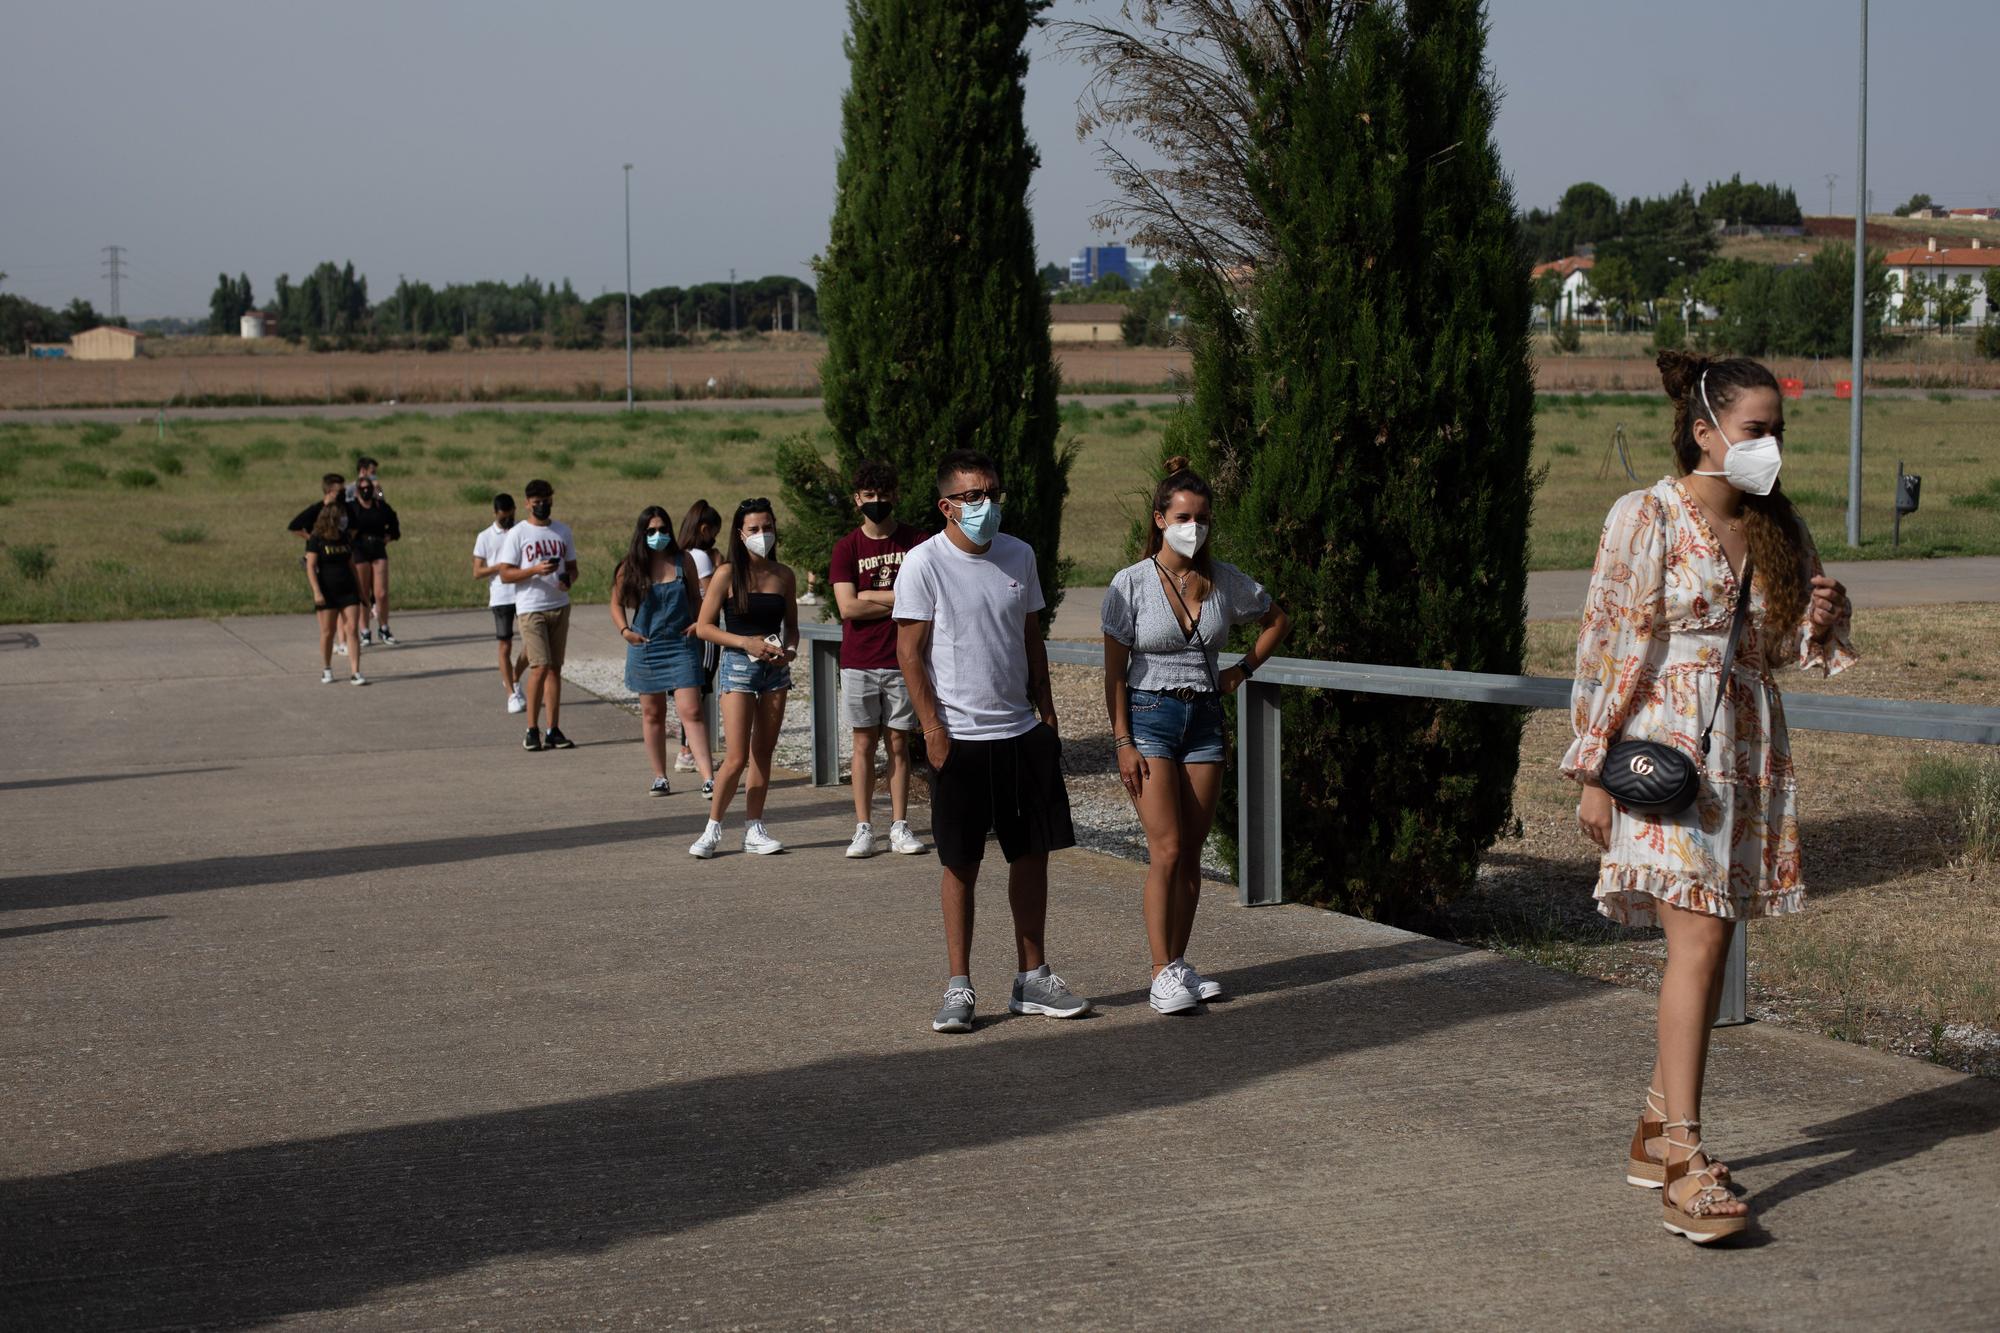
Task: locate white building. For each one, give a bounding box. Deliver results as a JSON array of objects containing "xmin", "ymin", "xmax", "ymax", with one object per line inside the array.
[
  {"xmin": 1529, "ymin": 255, "xmax": 1595, "ymax": 325},
  {"xmin": 1884, "ymin": 237, "xmax": 1997, "ymax": 327}
]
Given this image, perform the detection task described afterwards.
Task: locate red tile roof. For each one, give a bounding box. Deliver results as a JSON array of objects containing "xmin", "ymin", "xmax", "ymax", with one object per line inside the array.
[
  {"xmin": 1531, "ymin": 255, "xmax": 1594, "ymax": 279},
  {"xmin": 1883, "ymin": 246, "xmax": 2000, "ymax": 268}
]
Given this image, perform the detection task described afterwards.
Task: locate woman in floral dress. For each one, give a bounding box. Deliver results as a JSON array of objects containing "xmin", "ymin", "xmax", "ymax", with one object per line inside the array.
[{"xmin": 1563, "ymin": 352, "xmax": 1855, "ymax": 1243}]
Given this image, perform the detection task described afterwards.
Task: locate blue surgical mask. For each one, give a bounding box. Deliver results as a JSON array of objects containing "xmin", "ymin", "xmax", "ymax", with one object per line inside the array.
[
  {"xmin": 954, "ymin": 497, "xmax": 1000, "ymax": 545},
  {"xmin": 645, "ymin": 530, "xmax": 673, "ymax": 552}
]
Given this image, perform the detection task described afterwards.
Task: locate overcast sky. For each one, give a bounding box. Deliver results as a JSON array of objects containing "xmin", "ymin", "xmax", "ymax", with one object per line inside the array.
[{"xmin": 3, "ymin": 0, "xmax": 1994, "ymax": 318}]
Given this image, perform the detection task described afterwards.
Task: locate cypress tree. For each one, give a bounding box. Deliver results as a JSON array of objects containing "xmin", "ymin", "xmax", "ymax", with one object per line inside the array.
[
  {"xmin": 1187, "ymin": 0, "xmax": 1537, "ymax": 926},
  {"xmin": 778, "ymin": 0, "xmax": 1070, "ymax": 620}
]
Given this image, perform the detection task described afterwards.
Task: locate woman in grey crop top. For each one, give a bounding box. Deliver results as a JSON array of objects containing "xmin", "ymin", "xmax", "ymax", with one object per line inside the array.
[{"xmin": 1100, "ymin": 459, "xmax": 1290, "ymax": 1016}]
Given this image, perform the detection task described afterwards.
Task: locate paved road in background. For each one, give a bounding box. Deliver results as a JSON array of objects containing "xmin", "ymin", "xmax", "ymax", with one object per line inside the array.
[
  {"xmin": 6, "ymin": 384, "xmax": 1994, "ymax": 425},
  {"xmin": 3, "ymin": 608, "xmax": 1996, "ymax": 1327}
]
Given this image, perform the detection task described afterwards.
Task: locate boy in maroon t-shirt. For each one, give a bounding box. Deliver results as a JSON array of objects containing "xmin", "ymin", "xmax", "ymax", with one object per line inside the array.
[{"xmin": 829, "ymin": 460, "xmax": 929, "ymax": 857}]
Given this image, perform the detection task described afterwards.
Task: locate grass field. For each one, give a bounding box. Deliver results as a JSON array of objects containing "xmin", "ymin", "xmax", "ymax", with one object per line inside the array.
[{"xmin": 1, "ymin": 397, "xmax": 1995, "ymax": 623}]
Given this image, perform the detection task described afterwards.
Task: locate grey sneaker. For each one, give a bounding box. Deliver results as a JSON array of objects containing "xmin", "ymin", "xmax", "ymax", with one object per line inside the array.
[
  {"xmin": 932, "ymin": 978, "xmax": 975, "ymax": 1033},
  {"xmin": 1009, "ymin": 965, "xmax": 1092, "ymax": 1019},
  {"xmin": 1178, "ymin": 959, "xmax": 1223, "ymax": 1002}
]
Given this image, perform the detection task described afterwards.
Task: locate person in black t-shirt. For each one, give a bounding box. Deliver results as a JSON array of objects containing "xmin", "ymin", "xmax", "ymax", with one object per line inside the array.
[
  {"xmin": 305, "ymin": 503, "xmax": 366, "ymax": 685},
  {"xmin": 347, "ymin": 478, "xmax": 401, "ymax": 646},
  {"xmin": 290, "ymin": 473, "xmax": 349, "ymax": 652}
]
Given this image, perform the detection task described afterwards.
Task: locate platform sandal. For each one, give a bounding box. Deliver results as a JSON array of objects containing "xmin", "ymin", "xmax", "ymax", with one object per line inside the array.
[
  {"xmin": 1660, "ymin": 1120, "xmax": 1749, "ymax": 1245},
  {"xmin": 1628, "ymin": 1087, "xmax": 1731, "ymax": 1188}
]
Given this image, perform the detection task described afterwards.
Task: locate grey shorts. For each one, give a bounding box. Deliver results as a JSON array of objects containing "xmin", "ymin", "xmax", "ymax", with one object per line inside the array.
[{"xmin": 841, "ymin": 667, "xmax": 915, "ymax": 731}]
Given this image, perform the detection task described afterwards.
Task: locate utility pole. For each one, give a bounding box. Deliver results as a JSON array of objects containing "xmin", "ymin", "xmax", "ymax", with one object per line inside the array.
[
  {"xmin": 1846, "ymin": 0, "xmax": 1868, "ymax": 548},
  {"xmin": 100, "ymin": 245, "xmax": 127, "ymax": 320},
  {"xmin": 623, "ymin": 163, "xmax": 635, "ymax": 409},
  {"xmin": 728, "ymin": 267, "xmax": 736, "ymax": 332},
  {"xmin": 792, "ymin": 285, "xmax": 799, "ymax": 333},
  {"xmin": 1823, "ymin": 174, "xmax": 1838, "ymax": 218},
  {"xmin": 398, "ymin": 272, "xmax": 406, "ymax": 336}
]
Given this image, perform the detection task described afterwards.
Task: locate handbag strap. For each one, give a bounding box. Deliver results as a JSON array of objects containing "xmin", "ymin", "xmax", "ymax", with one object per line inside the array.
[
  {"xmin": 1152, "ymin": 558, "xmax": 1221, "ymax": 694},
  {"xmin": 1697, "ymin": 558, "xmax": 1754, "ymax": 757}
]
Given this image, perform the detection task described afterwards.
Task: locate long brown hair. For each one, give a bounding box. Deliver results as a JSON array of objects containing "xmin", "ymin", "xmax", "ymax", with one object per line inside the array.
[
  {"xmin": 310, "ymin": 503, "xmax": 343, "ymax": 542},
  {"xmin": 1145, "ymin": 456, "xmax": 1215, "ymax": 578},
  {"xmin": 726, "ymin": 497, "xmax": 779, "ymax": 616},
  {"xmin": 613, "ymin": 505, "xmax": 676, "ymax": 610},
  {"xmin": 677, "ymin": 498, "xmax": 721, "ymax": 554},
  {"xmin": 1656, "ymin": 351, "xmax": 1809, "ymax": 645}
]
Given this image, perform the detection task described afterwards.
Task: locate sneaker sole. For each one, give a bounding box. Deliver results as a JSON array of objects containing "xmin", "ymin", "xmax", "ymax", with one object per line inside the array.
[
  {"xmin": 893, "ymin": 843, "xmax": 925, "ymax": 855},
  {"xmin": 931, "ymin": 1018, "xmax": 973, "ymax": 1033},
  {"xmin": 744, "ymin": 843, "xmax": 783, "ymax": 855},
  {"xmin": 689, "ymin": 844, "xmax": 718, "ymax": 859},
  {"xmin": 650, "ymin": 790, "xmax": 670, "ymax": 798},
  {"xmin": 845, "ymin": 845, "xmax": 877, "ymax": 858},
  {"xmin": 1008, "ymin": 1000, "xmax": 1091, "ymax": 1019},
  {"xmin": 1149, "ymin": 992, "xmax": 1200, "ymax": 1014},
  {"xmin": 1195, "ymin": 986, "xmax": 1224, "ymax": 1001}
]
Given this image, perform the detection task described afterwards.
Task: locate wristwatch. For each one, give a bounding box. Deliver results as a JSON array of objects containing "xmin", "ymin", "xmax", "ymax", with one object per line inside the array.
[{"xmin": 1239, "ymin": 658, "xmax": 1258, "ymax": 679}]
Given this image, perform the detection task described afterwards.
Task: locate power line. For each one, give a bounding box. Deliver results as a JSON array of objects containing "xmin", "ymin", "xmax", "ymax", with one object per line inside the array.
[{"xmin": 100, "ymin": 245, "xmax": 128, "ymax": 320}]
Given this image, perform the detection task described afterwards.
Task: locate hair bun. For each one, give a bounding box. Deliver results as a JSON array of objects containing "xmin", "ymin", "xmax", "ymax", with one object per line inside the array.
[
  {"xmin": 1163, "ymin": 455, "xmax": 1191, "ymax": 476},
  {"xmin": 1655, "ymin": 350, "xmax": 1710, "ymax": 401}
]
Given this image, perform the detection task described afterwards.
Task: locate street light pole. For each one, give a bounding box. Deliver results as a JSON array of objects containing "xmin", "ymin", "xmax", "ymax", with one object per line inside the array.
[
  {"xmin": 623, "ymin": 162, "xmax": 635, "ymax": 411},
  {"xmin": 1846, "ymin": 0, "xmax": 1867, "ymax": 547}
]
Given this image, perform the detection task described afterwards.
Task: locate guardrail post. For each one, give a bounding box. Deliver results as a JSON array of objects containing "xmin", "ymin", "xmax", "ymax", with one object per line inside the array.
[
  {"xmin": 810, "ymin": 636, "xmax": 842, "ymax": 787},
  {"xmin": 1236, "ymin": 679, "xmax": 1283, "ymax": 906},
  {"xmin": 1715, "ymin": 922, "xmax": 1748, "ymax": 1026}
]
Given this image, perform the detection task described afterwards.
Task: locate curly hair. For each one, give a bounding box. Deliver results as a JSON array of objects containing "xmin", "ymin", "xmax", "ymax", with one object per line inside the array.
[
  {"xmin": 1656, "ymin": 350, "xmax": 1809, "ymax": 647},
  {"xmin": 1144, "ymin": 455, "xmax": 1215, "ymax": 577}
]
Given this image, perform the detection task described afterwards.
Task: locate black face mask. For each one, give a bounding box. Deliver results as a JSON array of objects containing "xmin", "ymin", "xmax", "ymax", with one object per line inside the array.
[
  {"xmin": 357, "ymin": 487, "xmax": 374, "ymax": 501},
  {"xmin": 530, "ymin": 501, "xmax": 552, "ymax": 521},
  {"xmin": 497, "ymin": 514, "xmax": 515, "ymax": 529},
  {"xmin": 860, "ymin": 500, "xmax": 894, "ymax": 524}
]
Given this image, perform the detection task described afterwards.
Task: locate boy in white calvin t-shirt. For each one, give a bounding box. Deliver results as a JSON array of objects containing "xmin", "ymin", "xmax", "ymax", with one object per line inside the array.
[
  {"xmin": 895, "ymin": 449, "xmax": 1090, "ymax": 1034},
  {"xmin": 496, "ymin": 478, "xmax": 579, "ymax": 751},
  {"xmin": 471, "ymin": 491, "xmax": 530, "ymax": 715}
]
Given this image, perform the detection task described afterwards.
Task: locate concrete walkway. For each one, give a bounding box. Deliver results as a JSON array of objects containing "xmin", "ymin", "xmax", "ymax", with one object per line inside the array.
[
  {"xmin": 1051, "ymin": 556, "xmax": 2000, "ymax": 637},
  {"xmin": 3, "ymin": 609, "xmax": 1997, "ymax": 1329}
]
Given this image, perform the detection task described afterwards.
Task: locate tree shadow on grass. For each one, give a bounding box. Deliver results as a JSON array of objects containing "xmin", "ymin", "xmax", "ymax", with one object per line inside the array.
[
  {"xmin": 0, "ymin": 800, "xmax": 855, "ymax": 914},
  {"xmin": 0, "ymin": 938, "xmax": 1574, "ymax": 1330}
]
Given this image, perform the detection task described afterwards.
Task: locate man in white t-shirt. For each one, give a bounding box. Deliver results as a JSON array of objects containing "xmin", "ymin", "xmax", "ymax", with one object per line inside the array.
[
  {"xmin": 496, "ymin": 478, "xmax": 579, "ymax": 752},
  {"xmin": 471, "ymin": 491, "xmax": 530, "ymax": 716},
  {"xmin": 897, "ymin": 448, "xmax": 1089, "ymax": 1034}
]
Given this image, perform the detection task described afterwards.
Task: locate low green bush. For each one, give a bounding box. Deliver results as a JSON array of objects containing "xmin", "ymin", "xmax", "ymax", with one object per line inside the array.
[
  {"xmin": 10, "ymin": 544, "xmax": 56, "ymax": 580},
  {"xmin": 115, "ymin": 467, "xmax": 160, "ymax": 488},
  {"xmin": 161, "ymin": 525, "xmax": 208, "ymax": 545}
]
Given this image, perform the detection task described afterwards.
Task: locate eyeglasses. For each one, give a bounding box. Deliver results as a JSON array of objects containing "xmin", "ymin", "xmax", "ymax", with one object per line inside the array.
[{"xmin": 941, "ymin": 488, "xmax": 1003, "ymax": 506}]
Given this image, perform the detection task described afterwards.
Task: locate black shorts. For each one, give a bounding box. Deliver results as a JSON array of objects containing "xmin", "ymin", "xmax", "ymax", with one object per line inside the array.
[
  {"xmin": 354, "ymin": 536, "xmax": 388, "ymax": 563},
  {"xmin": 928, "ymin": 723, "xmax": 1075, "ymax": 869},
  {"xmin": 317, "ymin": 591, "xmax": 361, "ymax": 612},
  {"xmin": 492, "ymin": 605, "xmax": 517, "ymax": 641}
]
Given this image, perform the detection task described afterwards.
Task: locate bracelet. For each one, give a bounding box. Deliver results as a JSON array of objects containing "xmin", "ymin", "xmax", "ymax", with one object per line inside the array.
[{"xmin": 1113, "ymin": 735, "xmax": 1136, "ymax": 749}]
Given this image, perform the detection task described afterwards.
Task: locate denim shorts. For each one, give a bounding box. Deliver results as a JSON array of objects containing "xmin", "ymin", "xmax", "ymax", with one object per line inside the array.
[
  {"xmin": 720, "ymin": 647, "xmax": 794, "ymax": 697},
  {"xmin": 1128, "ymin": 688, "xmax": 1226, "ymax": 764}
]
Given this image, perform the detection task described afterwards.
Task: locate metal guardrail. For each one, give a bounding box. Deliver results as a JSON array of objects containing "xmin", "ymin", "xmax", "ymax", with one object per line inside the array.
[{"xmin": 795, "ymin": 621, "xmax": 2000, "ymax": 1026}]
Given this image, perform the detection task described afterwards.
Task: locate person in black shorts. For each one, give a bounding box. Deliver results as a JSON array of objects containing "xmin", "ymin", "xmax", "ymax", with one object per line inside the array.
[
  {"xmin": 895, "ymin": 449, "xmax": 1090, "ymax": 1034},
  {"xmin": 291, "ymin": 473, "xmax": 350, "ymax": 655},
  {"xmin": 305, "ymin": 502, "xmax": 366, "ymax": 685},
  {"xmin": 472, "ymin": 492, "xmax": 530, "ymax": 714},
  {"xmin": 347, "ymin": 477, "xmax": 401, "ymax": 646}
]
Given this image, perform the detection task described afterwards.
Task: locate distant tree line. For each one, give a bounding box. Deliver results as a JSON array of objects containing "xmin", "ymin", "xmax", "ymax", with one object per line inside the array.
[
  {"xmin": 204, "ymin": 267, "xmax": 818, "ymax": 351},
  {"xmin": 0, "ymin": 285, "xmax": 126, "ymax": 354}
]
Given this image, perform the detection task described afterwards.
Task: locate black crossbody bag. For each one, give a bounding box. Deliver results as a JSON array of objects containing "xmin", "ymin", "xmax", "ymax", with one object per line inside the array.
[{"xmin": 1599, "ymin": 559, "xmax": 1753, "ymax": 816}]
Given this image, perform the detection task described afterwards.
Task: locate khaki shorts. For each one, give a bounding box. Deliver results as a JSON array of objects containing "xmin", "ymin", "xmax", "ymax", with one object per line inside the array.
[
  {"xmin": 841, "ymin": 667, "xmax": 916, "ymax": 731},
  {"xmin": 519, "ymin": 605, "xmax": 571, "ymax": 669}
]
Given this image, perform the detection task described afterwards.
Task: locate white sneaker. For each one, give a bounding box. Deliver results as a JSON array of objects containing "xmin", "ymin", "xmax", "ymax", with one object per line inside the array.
[
  {"xmin": 333, "ymin": 640, "xmax": 348, "ymax": 657},
  {"xmin": 742, "ymin": 821, "xmax": 784, "ymax": 855},
  {"xmin": 1149, "ymin": 965, "xmax": 1200, "ymax": 1015},
  {"xmin": 889, "ymin": 820, "xmax": 925, "ymax": 855},
  {"xmin": 845, "ymin": 822, "xmax": 877, "ymax": 858},
  {"xmin": 689, "ymin": 821, "xmax": 722, "ymax": 859},
  {"xmin": 674, "ymin": 750, "xmax": 697, "ymax": 773},
  {"xmin": 350, "ymin": 672, "xmax": 368, "ymax": 686},
  {"xmin": 1177, "ymin": 958, "xmax": 1223, "ymax": 1002},
  {"xmin": 320, "ymin": 668, "xmax": 334, "ymax": 685},
  {"xmin": 506, "ymin": 692, "xmax": 527, "ymax": 715}
]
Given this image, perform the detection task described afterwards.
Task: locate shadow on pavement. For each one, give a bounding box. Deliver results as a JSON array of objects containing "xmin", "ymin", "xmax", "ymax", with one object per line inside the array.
[
  {"xmin": 0, "ymin": 767, "xmax": 235, "ymax": 793},
  {"xmin": 0, "ymin": 914, "xmax": 170, "ymax": 941},
  {"xmin": 0, "ymin": 939, "xmax": 1578, "ymax": 1329},
  {"xmin": 0, "ymin": 802, "xmax": 854, "ymax": 913},
  {"xmin": 1723, "ymin": 1080, "xmax": 2000, "ymax": 1218}
]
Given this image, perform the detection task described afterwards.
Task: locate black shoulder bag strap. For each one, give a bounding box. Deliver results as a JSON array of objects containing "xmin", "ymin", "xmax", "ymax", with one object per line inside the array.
[
  {"xmin": 1698, "ymin": 558, "xmax": 1755, "ymax": 759},
  {"xmin": 1153, "ymin": 557, "xmax": 1221, "ymax": 694}
]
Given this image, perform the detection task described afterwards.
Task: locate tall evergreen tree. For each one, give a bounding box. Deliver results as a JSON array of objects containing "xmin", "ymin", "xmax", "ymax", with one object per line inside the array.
[
  {"xmin": 1182, "ymin": 0, "xmax": 1537, "ymax": 924},
  {"xmin": 778, "ymin": 0, "xmax": 1070, "ymax": 620}
]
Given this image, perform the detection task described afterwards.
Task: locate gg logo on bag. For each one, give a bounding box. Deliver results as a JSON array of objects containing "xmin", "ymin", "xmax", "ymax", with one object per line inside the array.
[{"xmin": 1628, "ymin": 755, "xmax": 1655, "ymax": 777}]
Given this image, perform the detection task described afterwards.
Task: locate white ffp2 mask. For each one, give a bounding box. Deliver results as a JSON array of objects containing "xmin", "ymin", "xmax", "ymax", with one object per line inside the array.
[
  {"xmin": 1690, "ymin": 371, "xmax": 1782, "ymax": 497},
  {"xmin": 1163, "ymin": 521, "xmax": 1209, "ymax": 559}
]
